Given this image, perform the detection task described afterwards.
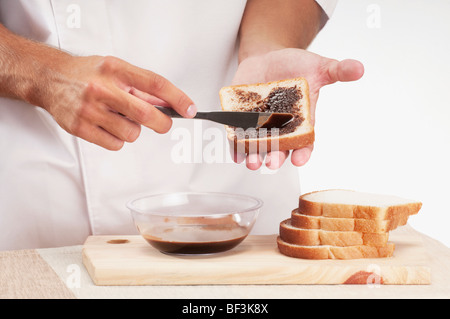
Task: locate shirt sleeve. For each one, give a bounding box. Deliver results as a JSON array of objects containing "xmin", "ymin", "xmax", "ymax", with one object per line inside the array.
[{"xmin": 315, "ymin": 0, "xmax": 338, "ymax": 19}]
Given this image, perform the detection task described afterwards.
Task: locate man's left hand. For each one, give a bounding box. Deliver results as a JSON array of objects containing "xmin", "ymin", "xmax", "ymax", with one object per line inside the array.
[{"xmin": 231, "ymin": 48, "xmax": 364, "ymax": 170}]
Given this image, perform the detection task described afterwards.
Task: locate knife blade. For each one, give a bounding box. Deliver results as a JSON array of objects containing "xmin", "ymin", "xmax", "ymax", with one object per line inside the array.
[{"xmin": 154, "ymin": 106, "xmax": 294, "ymax": 130}]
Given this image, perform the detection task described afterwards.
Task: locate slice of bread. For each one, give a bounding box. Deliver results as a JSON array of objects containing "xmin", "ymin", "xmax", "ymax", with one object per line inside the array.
[
  {"xmin": 298, "ymin": 189, "xmax": 422, "ymax": 219},
  {"xmin": 219, "ymin": 77, "xmax": 314, "ymax": 153},
  {"xmin": 290, "ymin": 209, "xmax": 409, "ymax": 233},
  {"xmin": 280, "ymin": 219, "xmax": 389, "ymax": 247},
  {"xmin": 277, "ymin": 236, "xmax": 395, "ymax": 260}
]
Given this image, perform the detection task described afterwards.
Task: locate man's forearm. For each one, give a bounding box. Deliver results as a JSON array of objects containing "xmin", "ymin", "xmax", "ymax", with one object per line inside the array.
[
  {"xmin": 0, "ymin": 24, "xmax": 71, "ymax": 107},
  {"xmin": 238, "ymin": 0, "xmax": 325, "ymax": 63},
  {"xmin": 0, "ymin": 23, "xmax": 197, "ymax": 150}
]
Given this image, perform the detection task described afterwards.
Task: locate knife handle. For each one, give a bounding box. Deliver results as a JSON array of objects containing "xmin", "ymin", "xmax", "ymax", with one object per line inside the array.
[
  {"xmin": 154, "ymin": 106, "xmax": 210, "ymax": 120},
  {"xmin": 154, "ymin": 105, "xmax": 183, "ymax": 118}
]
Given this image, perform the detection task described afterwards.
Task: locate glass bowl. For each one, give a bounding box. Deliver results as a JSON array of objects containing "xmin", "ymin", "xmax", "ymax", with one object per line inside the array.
[{"xmin": 126, "ymin": 192, "xmax": 263, "ymax": 255}]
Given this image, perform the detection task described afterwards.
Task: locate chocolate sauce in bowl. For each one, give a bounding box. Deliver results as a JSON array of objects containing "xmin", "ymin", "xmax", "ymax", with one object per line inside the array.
[
  {"xmin": 142, "ymin": 224, "xmax": 249, "ymax": 255},
  {"xmin": 143, "ymin": 234, "xmax": 247, "ymax": 254}
]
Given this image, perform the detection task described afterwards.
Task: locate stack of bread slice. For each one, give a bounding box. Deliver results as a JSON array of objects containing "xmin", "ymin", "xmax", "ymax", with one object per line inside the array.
[{"xmin": 277, "ymin": 189, "xmax": 422, "ymax": 260}]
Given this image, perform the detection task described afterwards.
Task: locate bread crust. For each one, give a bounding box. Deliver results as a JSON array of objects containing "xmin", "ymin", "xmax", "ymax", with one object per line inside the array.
[
  {"xmin": 279, "ymin": 219, "xmax": 389, "ymax": 247},
  {"xmin": 277, "ymin": 236, "xmax": 395, "ymax": 260},
  {"xmin": 227, "ymin": 130, "xmax": 315, "ymax": 153},
  {"xmin": 220, "ymin": 77, "xmax": 314, "ymax": 153},
  {"xmin": 298, "ymin": 190, "xmax": 422, "ymax": 219},
  {"xmin": 290, "ymin": 209, "xmax": 410, "ymax": 233}
]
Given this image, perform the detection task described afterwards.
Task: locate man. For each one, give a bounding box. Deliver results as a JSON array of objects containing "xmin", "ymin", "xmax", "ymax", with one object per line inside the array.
[{"xmin": 0, "ymin": 0, "xmax": 363, "ymax": 250}]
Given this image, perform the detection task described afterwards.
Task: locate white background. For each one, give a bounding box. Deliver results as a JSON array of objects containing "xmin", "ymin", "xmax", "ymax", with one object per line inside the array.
[{"xmin": 300, "ymin": 0, "xmax": 450, "ymax": 247}]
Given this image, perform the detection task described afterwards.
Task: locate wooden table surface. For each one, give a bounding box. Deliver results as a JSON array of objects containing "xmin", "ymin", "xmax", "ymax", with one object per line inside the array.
[{"xmin": 1, "ymin": 225, "xmax": 449, "ymax": 299}]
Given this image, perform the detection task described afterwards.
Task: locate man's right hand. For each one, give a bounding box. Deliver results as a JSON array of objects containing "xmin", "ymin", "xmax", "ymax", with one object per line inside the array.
[
  {"xmin": 0, "ymin": 24, "xmax": 196, "ymax": 150},
  {"xmin": 39, "ymin": 55, "xmax": 197, "ymax": 150}
]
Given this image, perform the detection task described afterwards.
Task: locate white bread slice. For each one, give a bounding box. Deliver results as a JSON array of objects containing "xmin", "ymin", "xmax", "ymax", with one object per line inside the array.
[
  {"xmin": 279, "ymin": 219, "xmax": 389, "ymax": 247},
  {"xmin": 298, "ymin": 189, "xmax": 422, "ymax": 220},
  {"xmin": 219, "ymin": 77, "xmax": 314, "ymax": 153},
  {"xmin": 277, "ymin": 236, "xmax": 395, "ymax": 260},
  {"xmin": 290, "ymin": 209, "xmax": 409, "ymax": 233}
]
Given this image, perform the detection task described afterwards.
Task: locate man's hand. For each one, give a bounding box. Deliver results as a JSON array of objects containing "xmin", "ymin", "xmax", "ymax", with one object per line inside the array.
[
  {"xmin": 0, "ymin": 24, "xmax": 196, "ymax": 151},
  {"xmin": 40, "ymin": 55, "xmax": 197, "ymax": 150},
  {"xmin": 231, "ymin": 48, "xmax": 364, "ymax": 170},
  {"xmin": 233, "ymin": 0, "xmax": 364, "ymax": 170}
]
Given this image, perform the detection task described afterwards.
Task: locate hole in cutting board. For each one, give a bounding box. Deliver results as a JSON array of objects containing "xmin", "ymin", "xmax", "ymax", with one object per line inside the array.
[{"xmin": 107, "ymin": 239, "xmax": 130, "ymax": 244}]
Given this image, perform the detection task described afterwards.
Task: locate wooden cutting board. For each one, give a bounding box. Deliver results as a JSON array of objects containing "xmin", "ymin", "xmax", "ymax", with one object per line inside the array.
[{"xmin": 82, "ymin": 226, "xmax": 431, "ymax": 285}]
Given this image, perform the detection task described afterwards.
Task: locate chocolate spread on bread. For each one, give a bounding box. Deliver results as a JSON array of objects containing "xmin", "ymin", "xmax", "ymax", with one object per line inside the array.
[
  {"xmin": 234, "ymin": 86, "xmax": 304, "ymax": 138},
  {"xmin": 235, "ymin": 89, "xmax": 261, "ymax": 104},
  {"xmin": 252, "ymin": 86, "xmax": 302, "ymax": 113}
]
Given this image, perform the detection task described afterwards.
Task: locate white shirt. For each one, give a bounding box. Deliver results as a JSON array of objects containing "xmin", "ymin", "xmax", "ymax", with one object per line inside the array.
[
  {"xmin": 316, "ymin": 0, "xmax": 338, "ymax": 18},
  {"xmin": 0, "ymin": 0, "xmax": 337, "ymax": 250}
]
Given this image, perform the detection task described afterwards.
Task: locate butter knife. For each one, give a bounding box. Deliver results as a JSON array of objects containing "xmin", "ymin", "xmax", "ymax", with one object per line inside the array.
[{"xmin": 154, "ymin": 106, "xmax": 294, "ymax": 130}]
